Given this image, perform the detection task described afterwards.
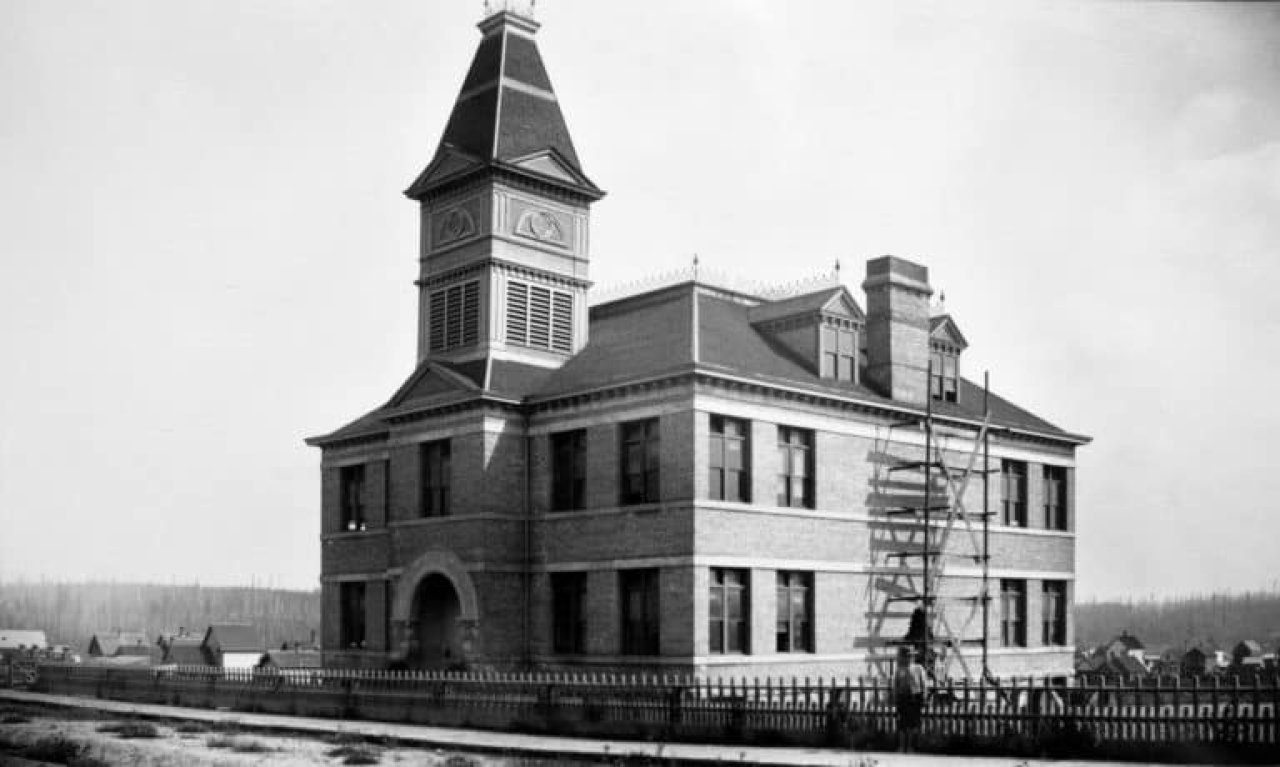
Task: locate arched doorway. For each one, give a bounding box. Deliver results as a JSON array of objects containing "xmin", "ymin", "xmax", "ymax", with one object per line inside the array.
[
  {"xmin": 412, "ymin": 574, "xmax": 462, "ymax": 669},
  {"xmin": 390, "ymin": 549, "xmax": 481, "ymax": 670}
]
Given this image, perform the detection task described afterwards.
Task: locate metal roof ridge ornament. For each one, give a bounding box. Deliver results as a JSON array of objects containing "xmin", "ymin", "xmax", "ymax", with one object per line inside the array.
[{"xmin": 589, "ymin": 260, "xmax": 842, "ymax": 306}]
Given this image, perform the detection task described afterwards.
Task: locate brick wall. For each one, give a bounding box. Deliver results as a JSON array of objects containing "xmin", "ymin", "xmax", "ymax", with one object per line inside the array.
[{"xmin": 585, "ymin": 569, "xmax": 619, "ymax": 655}]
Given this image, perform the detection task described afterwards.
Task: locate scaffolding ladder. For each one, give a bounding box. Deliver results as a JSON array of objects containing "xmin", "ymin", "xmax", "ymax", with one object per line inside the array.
[{"xmin": 867, "ymin": 367, "xmax": 996, "ymax": 682}]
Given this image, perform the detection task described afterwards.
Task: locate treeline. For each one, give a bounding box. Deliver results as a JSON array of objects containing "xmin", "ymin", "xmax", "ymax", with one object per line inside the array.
[
  {"xmin": 1075, "ymin": 591, "xmax": 1280, "ymax": 650},
  {"xmin": 0, "ymin": 580, "xmax": 319, "ymax": 650}
]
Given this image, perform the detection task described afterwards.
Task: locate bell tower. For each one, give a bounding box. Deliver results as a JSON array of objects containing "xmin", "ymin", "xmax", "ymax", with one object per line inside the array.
[{"xmin": 405, "ymin": 5, "xmax": 604, "ymax": 371}]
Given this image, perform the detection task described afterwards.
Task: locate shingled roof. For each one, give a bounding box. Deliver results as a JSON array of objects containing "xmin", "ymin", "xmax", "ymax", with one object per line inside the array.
[{"xmin": 406, "ymin": 10, "xmax": 601, "ymax": 200}]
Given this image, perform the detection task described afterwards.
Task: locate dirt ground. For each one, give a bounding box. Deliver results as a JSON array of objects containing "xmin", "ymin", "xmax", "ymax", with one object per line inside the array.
[{"xmin": 0, "ymin": 702, "xmax": 594, "ymax": 766}]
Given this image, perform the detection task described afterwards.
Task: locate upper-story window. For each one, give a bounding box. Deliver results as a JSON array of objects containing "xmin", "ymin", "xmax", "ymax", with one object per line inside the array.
[
  {"xmin": 777, "ymin": 426, "xmax": 815, "ymax": 509},
  {"xmin": 1000, "ymin": 579, "xmax": 1027, "ymax": 648},
  {"xmin": 340, "ymin": 464, "xmax": 366, "ymax": 532},
  {"xmin": 708, "ymin": 415, "xmax": 750, "ymax": 502},
  {"xmin": 429, "ymin": 280, "xmax": 480, "ymax": 353},
  {"xmin": 620, "ymin": 418, "xmax": 660, "ymax": 505},
  {"xmin": 420, "ymin": 440, "xmax": 451, "ymax": 517},
  {"xmin": 551, "ymin": 429, "xmax": 587, "ymax": 511},
  {"xmin": 1001, "ymin": 459, "xmax": 1027, "ymax": 528},
  {"xmin": 930, "ymin": 350, "xmax": 958, "ymax": 402},
  {"xmin": 820, "ymin": 324, "xmax": 858, "ymax": 382},
  {"xmin": 507, "ymin": 280, "xmax": 573, "ymax": 353},
  {"xmin": 1043, "ymin": 465, "xmax": 1068, "ymax": 531}
]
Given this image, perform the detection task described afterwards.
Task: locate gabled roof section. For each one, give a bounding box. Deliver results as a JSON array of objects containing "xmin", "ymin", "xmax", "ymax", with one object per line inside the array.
[
  {"xmin": 748, "ymin": 286, "xmax": 864, "ymax": 326},
  {"xmin": 930, "ymin": 314, "xmax": 968, "ymax": 350},
  {"xmin": 204, "ymin": 624, "xmax": 261, "ymax": 654},
  {"xmin": 406, "ymin": 11, "xmax": 601, "ymax": 200}
]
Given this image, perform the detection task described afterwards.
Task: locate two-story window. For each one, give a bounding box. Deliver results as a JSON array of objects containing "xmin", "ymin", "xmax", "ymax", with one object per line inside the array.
[
  {"xmin": 620, "ymin": 419, "xmax": 660, "ymax": 505},
  {"xmin": 777, "ymin": 426, "xmax": 815, "ymax": 509},
  {"xmin": 551, "ymin": 572, "xmax": 587, "ymax": 654},
  {"xmin": 620, "ymin": 569, "xmax": 660, "ymax": 655},
  {"xmin": 708, "ymin": 416, "xmax": 750, "ymax": 502},
  {"xmin": 420, "ymin": 440, "xmax": 451, "ymax": 517},
  {"xmin": 507, "ymin": 280, "xmax": 573, "ymax": 353},
  {"xmin": 1000, "ymin": 579, "xmax": 1027, "ymax": 648},
  {"xmin": 1042, "ymin": 580, "xmax": 1067, "ymax": 646},
  {"xmin": 1001, "ymin": 460, "xmax": 1027, "ymax": 527},
  {"xmin": 340, "ymin": 464, "xmax": 366, "ymax": 532},
  {"xmin": 551, "ymin": 429, "xmax": 587, "ymax": 511},
  {"xmin": 428, "ymin": 280, "xmax": 480, "ymax": 353},
  {"xmin": 820, "ymin": 324, "xmax": 858, "ymax": 382},
  {"xmin": 930, "ymin": 351, "xmax": 958, "ymax": 402},
  {"xmin": 776, "ymin": 571, "xmax": 813, "ymax": 653},
  {"xmin": 340, "ymin": 581, "xmax": 366, "ymax": 649},
  {"xmin": 1043, "ymin": 465, "xmax": 1068, "ymax": 531},
  {"xmin": 709, "ymin": 568, "xmax": 748, "ymax": 654}
]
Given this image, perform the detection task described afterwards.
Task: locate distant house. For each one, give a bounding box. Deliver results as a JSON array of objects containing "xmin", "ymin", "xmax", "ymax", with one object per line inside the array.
[
  {"xmin": 1181, "ymin": 646, "xmax": 1217, "ymax": 676},
  {"xmin": 1233, "ymin": 640, "xmax": 1264, "ymax": 667},
  {"xmin": 162, "ymin": 635, "xmax": 209, "ymax": 666},
  {"xmin": 1078, "ymin": 651, "xmax": 1148, "ymax": 679},
  {"xmin": 0, "ymin": 630, "xmax": 48, "ymax": 659},
  {"xmin": 203, "ymin": 624, "xmax": 263, "ymax": 668},
  {"xmin": 258, "ymin": 649, "xmax": 321, "ymax": 671},
  {"xmin": 1104, "ymin": 631, "xmax": 1145, "ymax": 662},
  {"xmin": 87, "ymin": 631, "xmax": 151, "ymax": 659}
]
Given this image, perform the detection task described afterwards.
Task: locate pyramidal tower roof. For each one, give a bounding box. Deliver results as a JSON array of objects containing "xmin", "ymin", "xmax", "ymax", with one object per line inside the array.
[{"xmin": 406, "ymin": 7, "xmax": 602, "ymax": 201}]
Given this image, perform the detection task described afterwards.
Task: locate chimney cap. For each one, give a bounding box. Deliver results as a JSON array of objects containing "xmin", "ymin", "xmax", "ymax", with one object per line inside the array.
[{"xmin": 863, "ymin": 255, "xmax": 932, "ymax": 296}]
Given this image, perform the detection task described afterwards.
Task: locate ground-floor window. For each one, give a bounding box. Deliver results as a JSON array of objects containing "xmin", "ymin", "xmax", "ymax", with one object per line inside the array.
[
  {"xmin": 776, "ymin": 571, "xmax": 813, "ymax": 653},
  {"xmin": 340, "ymin": 582, "xmax": 366, "ymax": 650},
  {"xmin": 1042, "ymin": 580, "xmax": 1067, "ymax": 646},
  {"xmin": 709, "ymin": 568, "xmax": 749, "ymax": 654},
  {"xmin": 1000, "ymin": 579, "xmax": 1026, "ymax": 648},
  {"xmin": 620, "ymin": 569, "xmax": 660, "ymax": 655},
  {"xmin": 551, "ymin": 572, "xmax": 587, "ymax": 654}
]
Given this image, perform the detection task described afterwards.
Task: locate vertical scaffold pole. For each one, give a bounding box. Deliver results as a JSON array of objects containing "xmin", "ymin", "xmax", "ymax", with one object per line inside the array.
[
  {"xmin": 982, "ymin": 371, "xmax": 991, "ymax": 677},
  {"xmin": 922, "ymin": 359, "xmax": 933, "ymax": 664}
]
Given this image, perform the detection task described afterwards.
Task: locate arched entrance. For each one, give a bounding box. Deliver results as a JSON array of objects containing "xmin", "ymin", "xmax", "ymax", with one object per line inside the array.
[
  {"xmin": 390, "ymin": 550, "xmax": 480, "ymax": 670},
  {"xmin": 412, "ymin": 574, "xmax": 462, "ymax": 669}
]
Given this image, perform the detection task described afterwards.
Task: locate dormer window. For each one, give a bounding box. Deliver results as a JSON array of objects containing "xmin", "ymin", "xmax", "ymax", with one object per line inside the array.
[
  {"xmin": 820, "ymin": 323, "xmax": 858, "ymax": 382},
  {"xmin": 930, "ymin": 350, "xmax": 958, "ymax": 402},
  {"xmin": 936, "ymin": 353, "xmax": 957, "ymax": 402}
]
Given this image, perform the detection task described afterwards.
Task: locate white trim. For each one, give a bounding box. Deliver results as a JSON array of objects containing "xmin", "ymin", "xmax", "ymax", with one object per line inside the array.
[
  {"xmin": 501, "ymin": 77, "xmax": 556, "ymax": 102},
  {"xmin": 320, "ymin": 572, "xmax": 386, "ymax": 583},
  {"xmin": 537, "ymin": 555, "xmax": 1072, "ymax": 581}
]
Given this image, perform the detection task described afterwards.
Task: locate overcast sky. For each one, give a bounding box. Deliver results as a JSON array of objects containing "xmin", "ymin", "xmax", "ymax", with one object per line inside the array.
[{"xmin": 1, "ymin": 1, "xmax": 1277, "ymax": 600}]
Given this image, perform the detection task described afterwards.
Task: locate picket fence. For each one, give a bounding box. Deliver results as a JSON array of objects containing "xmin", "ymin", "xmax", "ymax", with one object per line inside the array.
[{"xmin": 27, "ymin": 663, "xmax": 1280, "ymax": 752}]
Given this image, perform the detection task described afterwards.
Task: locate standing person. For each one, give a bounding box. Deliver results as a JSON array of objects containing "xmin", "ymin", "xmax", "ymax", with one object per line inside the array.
[{"xmin": 893, "ymin": 645, "xmax": 929, "ymax": 752}]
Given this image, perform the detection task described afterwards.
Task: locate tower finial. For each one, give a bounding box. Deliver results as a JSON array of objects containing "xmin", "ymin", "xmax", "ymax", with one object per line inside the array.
[{"xmin": 692, "ymin": 253, "xmax": 699, "ymax": 281}]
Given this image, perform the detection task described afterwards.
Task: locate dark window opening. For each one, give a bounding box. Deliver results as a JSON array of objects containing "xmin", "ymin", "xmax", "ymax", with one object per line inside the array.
[
  {"xmin": 340, "ymin": 581, "xmax": 367, "ymax": 650},
  {"xmin": 709, "ymin": 415, "xmax": 750, "ymax": 502},
  {"xmin": 340, "ymin": 464, "xmax": 366, "ymax": 532},
  {"xmin": 930, "ymin": 351, "xmax": 959, "ymax": 403},
  {"xmin": 1001, "ymin": 460, "xmax": 1027, "ymax": 528},
  {"xmin": 420, "ymin": 440, "xmax": 451, "ymax": 517},
  {"xmin": 1043, "ymin": 465, "xmax": 1068, "ymax": 531},
  {"xmin": 776, "ymin": 571, "xmax": 813, "ymax": 653},
  {"xmin": 551, "ymin": 429, "xmax": 587, "ymax": 511},
  {"xmin": 709, "ymin": 568, "xmax": 749, "ymax": 654},
  {"xmin": 620, "ymin": 569, "xmax": 660, "ymax": 655},
  {"xmin": 1042, "ymin": 580, "xmax": 1067, "ymax": 646},
  {"xmin": 620, "ymin": 419, "xmax": 660, "ymax": 505},
  {"xmin": 1000, "ymin": 579, "xmax": 1027, "ymax": 648},
  {"xmin": 551, "ymin": 572, "xmax": 587, "ymax": 654},
  {"xmin": 777, "ymin": 426, "xmax": 815, "ymax": 509}
]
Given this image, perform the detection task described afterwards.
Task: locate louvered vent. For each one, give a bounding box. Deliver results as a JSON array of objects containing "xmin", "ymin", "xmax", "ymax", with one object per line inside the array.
[
  {"xmin": 507, "ymin": 279, "xmax": 573, "ymax": 353},
  {"xmin": 428, "ymin": 280, "xmax": 480, "ymax": 353}
]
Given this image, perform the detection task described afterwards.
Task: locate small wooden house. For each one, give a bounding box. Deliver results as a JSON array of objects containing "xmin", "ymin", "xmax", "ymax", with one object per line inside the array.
[{"xmin": 203, "ymin": 624, "xmax": 263, "ymax": 668}]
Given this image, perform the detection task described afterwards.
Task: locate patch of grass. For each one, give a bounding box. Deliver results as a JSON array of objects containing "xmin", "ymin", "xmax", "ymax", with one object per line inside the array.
[
  {"xmin": 0, "ymin": 712, "xmax": 31, "ymax": 724},
  {"xmin": 329, "ymin": 730, "xmax": 365, "ymax": 746},
  {"xmin": 96, "ymin": 721, "xmax": 160, "ymax": 739},
  {"xmin": 174, "ymin": 721, "xmax": 209, "ymax": 734},
  {"xmin": 22, "ymin": 733, "xmax": 87, "ymax": 763},
  {"xmin": 441, "ymin": 756, "xmax": 482, "ymax": 767},
  {"xmin": 329, "ymin": 744, "xmax": 381, "ymax": 765},
  {"xmin": 206, "ymin": 734, "xmax": 237, "ymax": 749},
  {"xmin": 231, "ymin": 738, "xmax": 276, "ymax": 754}
]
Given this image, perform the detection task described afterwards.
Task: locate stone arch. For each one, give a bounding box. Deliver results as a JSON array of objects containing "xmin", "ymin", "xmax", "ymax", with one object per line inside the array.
[{"xmin": 389, "ymin": 549, "xmax": 480, "ymax": 665}]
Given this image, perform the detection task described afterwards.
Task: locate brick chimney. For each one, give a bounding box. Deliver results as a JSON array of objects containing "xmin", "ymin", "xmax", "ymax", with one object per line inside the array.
[{"xmin": 862, "ymin": 256, "xmax": 933, "ymax": 405}]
